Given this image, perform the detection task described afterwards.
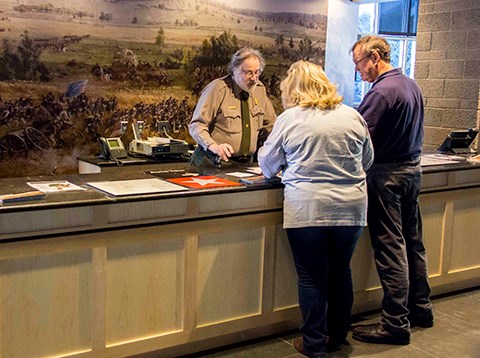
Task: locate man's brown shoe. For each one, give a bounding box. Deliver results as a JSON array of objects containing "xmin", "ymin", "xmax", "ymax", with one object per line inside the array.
[
  {"xmin": 352, "ymin": 323, "xmax": 410, "ymax": 345},
  {"xmin": 293, "ymin": 337, "xmax": 306, "ymax": 356},
  {"xmin": 292, "ymin": 337, "xmax": 327, "ymax": 358}
]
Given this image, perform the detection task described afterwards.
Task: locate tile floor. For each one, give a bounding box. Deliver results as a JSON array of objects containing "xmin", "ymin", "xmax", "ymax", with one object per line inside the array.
[{"xmin": 184, "ymin": 287, "xmax": 480, "ymax": 358}]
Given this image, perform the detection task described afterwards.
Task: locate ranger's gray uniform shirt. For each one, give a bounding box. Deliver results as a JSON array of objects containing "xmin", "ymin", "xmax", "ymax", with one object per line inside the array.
[{"xmin": 188, "ymin": 74, "xmax": 276, "ymax": 156}]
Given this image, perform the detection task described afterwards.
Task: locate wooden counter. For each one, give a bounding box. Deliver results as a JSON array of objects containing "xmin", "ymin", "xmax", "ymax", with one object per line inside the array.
[{"xmin": 0, "ymin": 159, "xmax": 479, "ymax": 357}]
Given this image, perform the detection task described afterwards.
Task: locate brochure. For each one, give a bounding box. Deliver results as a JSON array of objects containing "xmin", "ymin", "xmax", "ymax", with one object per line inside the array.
[
  {"xmin": 167, "ymin": 176, "xmax": 242, "ymax": 189},
  {"xmin": 27, "ymin": 180, "xmax": 86, "ymax": 193}
]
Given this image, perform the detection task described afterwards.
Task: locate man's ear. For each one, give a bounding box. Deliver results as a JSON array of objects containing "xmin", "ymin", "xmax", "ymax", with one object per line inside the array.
[{"xmin": 371, "ymin": 51, "xmax": 380, "ymax": 64}]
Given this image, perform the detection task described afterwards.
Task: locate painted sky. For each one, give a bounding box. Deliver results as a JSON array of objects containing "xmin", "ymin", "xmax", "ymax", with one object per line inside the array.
[{"xmin": 215, "ymin": 0, "xmax": 328, "ymax": 15}]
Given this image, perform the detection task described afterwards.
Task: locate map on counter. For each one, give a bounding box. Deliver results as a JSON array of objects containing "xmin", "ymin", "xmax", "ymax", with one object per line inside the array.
[
  {"xmin": 167, "ymin": 176, "xmax": 242, "ymax": 189},
  {"xmin": 146, "ymin": 169, "xmax": 199, "ymax": 179},
  {"xmin": 86, "ymin": 178, "xmax": 186, "ymax": 196},
  {"xmin": 27, "ymin": 180, "xmax": 86, "ymax": 193}
]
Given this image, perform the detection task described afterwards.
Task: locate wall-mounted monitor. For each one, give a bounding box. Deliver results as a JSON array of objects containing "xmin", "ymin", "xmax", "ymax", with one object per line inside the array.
[{"xmin": 437, "ymin": 128, "xmax": 478, "ymax": 154}]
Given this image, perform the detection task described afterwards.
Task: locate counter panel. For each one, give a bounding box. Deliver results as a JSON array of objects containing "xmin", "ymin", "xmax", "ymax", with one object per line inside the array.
[
  {"xmin": 0, "ymin": 207, "xmax": 93, "ymax": 236},
  {"xmin": 272, "ymin": 228, "xmax": 298, "ymax": 311},
  {"xmin": 422, "ymin": 172, "xmax": 448, "ymax": 190},
  {"xmin": 453, "ymin": 168, "xmax": 480, "ymax": 186},
  {"xmin": 420, "ymin": 200, "xmax": 446, "ymax": 278},
  {"xmin": 106, "ymin": 237, "xmax": 185, "ymax": 345},
  {"xmin": 0, "ymin": 249, "xmax": 92, "ymax": 357},
  {"xmin": 350, "ymin": 230, "xmax": 382, "ymax": 311},
  {"xmin": 106, "ymin": 198, "xmax": 188, "ymax": 223},
  {"xmin": 198, "ymin": 191, "xmax": 271, "ymax": 214},
  {"xmin": 450, "ymin": 197, "xmax": 480, "ymax": 273},
  {"xmin": 196, "ymin": 228, "xmax": 264, "ymax": 327}
]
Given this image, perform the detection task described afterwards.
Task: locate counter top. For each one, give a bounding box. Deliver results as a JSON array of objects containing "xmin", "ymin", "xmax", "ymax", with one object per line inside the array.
[
  {"xmin": 0, "ymin": 161, "xmax": 282, "ymax": 213},
  {"xmin": 1, "ymin": 155, "xmax": 479, "ymax": 214}
]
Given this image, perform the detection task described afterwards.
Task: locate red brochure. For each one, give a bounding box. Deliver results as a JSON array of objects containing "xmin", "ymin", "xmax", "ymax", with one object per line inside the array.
[{"xmin": 167, "ymin": 175, "xmax": 242, "ymax": 189}]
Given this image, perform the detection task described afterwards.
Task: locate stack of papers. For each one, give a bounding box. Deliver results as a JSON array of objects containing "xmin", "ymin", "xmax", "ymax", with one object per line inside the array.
[{"xmin": 421, "ymin": 154, "xmax": 463, "ymax": 166}]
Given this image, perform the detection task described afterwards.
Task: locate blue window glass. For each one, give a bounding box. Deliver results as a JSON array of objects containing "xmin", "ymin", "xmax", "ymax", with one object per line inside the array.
[
  {"xmin": 358, "ymin": 3, "xmax": 375, "ymax": 33},
  {"xmin": 379, "ymin": 1, "xmax": 406, "ymax": 34},
  {"xmin": 387, "ymin": 39, "xmax": 401, "ymax": 68},
  {"xmin": 378, "ymin": 0, "xmax": 419, "ymax": 36},
  {"xmin": 405, "ymin": 40, "xmax": 414, "ymax": 77},
  {"xmin": 408, "ymin": 0, "xmax": 419, "ymax": 34},
  {"xmin": 354, "ymin": 73, "xmax": 363, "ymax": 105}
]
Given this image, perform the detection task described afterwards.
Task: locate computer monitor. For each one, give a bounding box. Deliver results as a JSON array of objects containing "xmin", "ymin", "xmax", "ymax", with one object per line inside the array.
[{"xmin": 437, "ymin": 128, "xmax": 478, "ymax": 154}]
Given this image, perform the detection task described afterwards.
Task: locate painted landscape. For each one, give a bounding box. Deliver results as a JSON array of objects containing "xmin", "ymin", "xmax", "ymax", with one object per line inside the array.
[{"xmin": 0, "ymin": 0, "xmax": 328, "ymax": 177}]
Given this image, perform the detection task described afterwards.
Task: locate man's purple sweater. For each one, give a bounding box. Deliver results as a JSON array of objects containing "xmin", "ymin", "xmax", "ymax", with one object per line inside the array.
[{"xmin": 358, "ymin": 68, "xmax": 424, "ymax": 164}]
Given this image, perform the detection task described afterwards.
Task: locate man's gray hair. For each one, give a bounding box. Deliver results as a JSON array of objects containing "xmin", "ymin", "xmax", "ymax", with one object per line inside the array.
[
  {"xmin": 350, "ymin": 35, "xmax": 391, "ymax": 63},
  {"xmin": 229, "ymin": 47, "xmax": 265, "ymax": 74}
]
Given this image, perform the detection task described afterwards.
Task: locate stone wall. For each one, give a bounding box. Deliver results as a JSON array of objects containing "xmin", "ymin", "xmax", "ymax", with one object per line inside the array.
[{"xmin": 416, "ymin": 0, "xmax": 480, "ymax": 151}]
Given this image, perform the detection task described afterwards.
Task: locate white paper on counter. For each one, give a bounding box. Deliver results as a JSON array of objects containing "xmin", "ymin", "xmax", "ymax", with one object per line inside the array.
[
  {"xmin": 86, "ymin": 178, "xmax": 186, "ymax": 196},
  {"xmin": 421, "ymin": 154, "xmax": 461, "ymax": 166},
  {"xmin": 225, "ymin": 171, "xmax": 255, "ymax": 178},
  {"xmin": 246, "ymin": 166, "xmax": 263, "ymax": 175},
  {"xmin": 27, "ymin": 180, "xmax": 87, "ymax": 193}
]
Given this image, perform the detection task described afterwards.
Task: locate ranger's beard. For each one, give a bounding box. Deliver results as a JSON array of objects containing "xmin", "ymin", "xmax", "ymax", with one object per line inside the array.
[{"xmin": 247, "ymin": 81, "xmax": 258, "ymax": 94}]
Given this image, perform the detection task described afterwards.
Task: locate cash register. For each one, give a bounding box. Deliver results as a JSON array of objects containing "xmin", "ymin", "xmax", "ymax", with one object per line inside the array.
[
  {"xmin": 128, "ymin": 123, "xmax": 189, "ymax": 158},
  {"xmin": 437, "ymin": 128, "xmax": 478, "ymax": 154}
]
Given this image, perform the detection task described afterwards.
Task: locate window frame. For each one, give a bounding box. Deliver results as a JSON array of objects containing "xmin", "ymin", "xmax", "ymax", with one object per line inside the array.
[{"xmin": 353, "ymin": 2, "xmax": 418, "ymax": 108}]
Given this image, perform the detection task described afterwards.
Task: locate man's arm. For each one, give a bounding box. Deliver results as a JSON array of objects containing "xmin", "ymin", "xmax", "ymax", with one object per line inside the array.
[
  {"xmin": 188, "ymin": 80, "xmax": 234, "ymax": 161},
  {"xmin": 188, "ymin": 80, "xmax": 222, "ymax": 150},
  {"xmin": 357, "ymin": 89, "xmax": 387, "ymax": 142}
]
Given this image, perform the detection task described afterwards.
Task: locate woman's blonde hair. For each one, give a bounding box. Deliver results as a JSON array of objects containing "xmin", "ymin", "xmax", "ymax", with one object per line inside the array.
[{"xmin": 280, "ymin": 60, "xmax": 343, "ymax": 110}]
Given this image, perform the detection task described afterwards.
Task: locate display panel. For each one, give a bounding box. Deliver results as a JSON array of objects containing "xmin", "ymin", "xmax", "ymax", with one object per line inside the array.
[{"xmin": 107, "ymin": 139, "xmax": 120, "ymax": 148}]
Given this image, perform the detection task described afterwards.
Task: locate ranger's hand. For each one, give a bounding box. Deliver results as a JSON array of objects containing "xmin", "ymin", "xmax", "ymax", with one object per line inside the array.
[{"xmin": 208, "ymin": 143, "xmax": 234, "ymax": 161}]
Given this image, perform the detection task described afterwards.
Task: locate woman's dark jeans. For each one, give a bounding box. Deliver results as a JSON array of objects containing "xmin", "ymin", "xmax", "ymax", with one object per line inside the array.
[{"xmin": 287, "ymin": 226, "xmax": 363, "ymax": 357}]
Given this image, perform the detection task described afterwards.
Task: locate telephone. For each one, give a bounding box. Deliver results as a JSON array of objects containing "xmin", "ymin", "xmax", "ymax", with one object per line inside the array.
[{"xmin": 98, "ymin": 137, "xmax": 128, "ymax": 160}]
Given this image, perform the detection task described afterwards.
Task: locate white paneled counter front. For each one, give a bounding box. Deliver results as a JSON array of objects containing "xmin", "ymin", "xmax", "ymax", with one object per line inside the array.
[{"xmin": 0, "ymin": 160, "xmax": 479, "ymax": 357}]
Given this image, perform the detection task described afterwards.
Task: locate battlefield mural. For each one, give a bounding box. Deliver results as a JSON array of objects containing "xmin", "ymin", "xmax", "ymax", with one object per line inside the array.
[{"xmin": 0, "ymin": 0, "xmax": 328, "ymax": 177}]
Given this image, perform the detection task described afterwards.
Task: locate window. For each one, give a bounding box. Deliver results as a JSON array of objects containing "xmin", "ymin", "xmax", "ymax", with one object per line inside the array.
[
  {"xmin": 354, "ymin": 0, "xmax": 418, "ymax": 106},
  {"xmin": 379, "ymin": 0, "xmax": 419, "ymax": 36}
]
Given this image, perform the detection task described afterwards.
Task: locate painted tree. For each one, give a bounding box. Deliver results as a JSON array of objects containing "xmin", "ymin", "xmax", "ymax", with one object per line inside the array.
[
  {"xmin": 298, "ymin": 36, "xmax": 317, "ymax": 61},
  {"xmin": 0, "ymin": 30, "xmax": 49, "ymax": 81},
  {"xmin": 155, "ymin": 27, "xmax": 165, "ymax": 51},
  {"xmin": 275, "ymin": 34, "xmax": 285, "ymax": 47}
]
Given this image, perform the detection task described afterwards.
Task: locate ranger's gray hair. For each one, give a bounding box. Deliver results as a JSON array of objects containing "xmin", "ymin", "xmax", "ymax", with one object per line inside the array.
[{"xmin": 229, "ymin": 47, "xmax": 265, "ymax": 74}]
